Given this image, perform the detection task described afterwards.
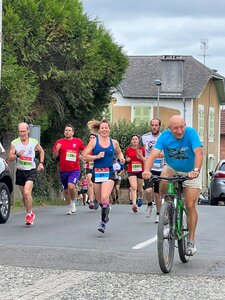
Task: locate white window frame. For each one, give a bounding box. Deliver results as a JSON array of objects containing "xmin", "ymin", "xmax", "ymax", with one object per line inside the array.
[
  {"xmin": 208, "ymin": 107, "xmax": 215, "ymax": 142},
  {"xmin": 198, "ymin": 104, "xmax": 204, "ymax": 141},
  {"xmin": 131, "ymin": 102, "xmax": 153, "ymax": 124}
]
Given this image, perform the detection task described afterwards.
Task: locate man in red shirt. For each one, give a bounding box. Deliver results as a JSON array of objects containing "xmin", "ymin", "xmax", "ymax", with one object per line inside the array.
[{"xmin": 53, "ymin": 124, "xmax": 85, "ymax": 215}]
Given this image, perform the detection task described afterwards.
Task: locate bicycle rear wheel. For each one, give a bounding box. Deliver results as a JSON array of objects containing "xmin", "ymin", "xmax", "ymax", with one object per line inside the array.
[
  {"xmin": 178, "ymin": 207, "xmax": 190, "ymax": 263},
  {"xmin": 157, "ymin": 200, "xmax": 175, "ymax": 273}
]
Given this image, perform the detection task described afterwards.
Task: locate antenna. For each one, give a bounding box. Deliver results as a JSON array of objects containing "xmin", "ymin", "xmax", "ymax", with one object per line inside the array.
[{"xmin": 200, "ymin": 38, "xmax": 209, "ymax": 65}]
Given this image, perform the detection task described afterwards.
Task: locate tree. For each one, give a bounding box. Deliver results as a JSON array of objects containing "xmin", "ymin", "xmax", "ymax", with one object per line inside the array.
[{"xmin": 1, "ymin": 0, "xmax": 128, "ymax": 140}]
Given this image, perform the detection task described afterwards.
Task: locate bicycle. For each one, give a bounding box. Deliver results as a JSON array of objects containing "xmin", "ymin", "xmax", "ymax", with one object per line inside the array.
[{"xmin": 150, "ymin": 174, "xmax": 190, "ymax": 273}]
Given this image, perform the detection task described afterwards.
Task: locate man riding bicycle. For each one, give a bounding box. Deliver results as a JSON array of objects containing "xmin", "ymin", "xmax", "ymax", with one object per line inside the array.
[{"xmin": 143, "ymin": 115, "xmax": 203, "ymax": 256}]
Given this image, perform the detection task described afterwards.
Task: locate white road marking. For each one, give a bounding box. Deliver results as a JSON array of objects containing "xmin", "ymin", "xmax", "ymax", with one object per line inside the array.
[{"xmin": 132, "ymin": 235, "xmax": 157, "ymax": 250}]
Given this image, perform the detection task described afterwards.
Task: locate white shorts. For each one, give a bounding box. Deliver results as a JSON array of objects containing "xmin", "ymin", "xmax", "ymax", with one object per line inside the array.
[{"xmin": 163, "ymin": 165, "xmax": 202, "ymax": 190}]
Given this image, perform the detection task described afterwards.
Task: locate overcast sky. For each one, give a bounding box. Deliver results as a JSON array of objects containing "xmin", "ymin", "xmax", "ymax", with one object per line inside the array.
[{"xmin": 82, "ymin": 0, "xmax": 225, "ymax": 77}]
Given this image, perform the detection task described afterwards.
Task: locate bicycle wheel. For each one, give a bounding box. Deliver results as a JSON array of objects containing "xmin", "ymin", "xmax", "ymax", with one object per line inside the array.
[
  {"xmin": 178, "ymin": 207, "xmax": 190, "ymax": 263},
  {"xmin": 157, "ymin": 200, "xmax": 175, "ymax": 273}
]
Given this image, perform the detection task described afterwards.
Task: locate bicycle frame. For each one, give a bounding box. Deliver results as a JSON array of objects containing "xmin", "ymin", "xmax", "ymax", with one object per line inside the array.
[{"xmin": 167, "ymin": 180, "xmax": 188, "ymax": 241}]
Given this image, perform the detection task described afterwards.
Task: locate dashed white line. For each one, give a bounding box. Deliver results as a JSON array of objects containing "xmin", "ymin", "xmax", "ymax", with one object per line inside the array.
[{"xmin": 132, "ymin": 235, "xmax": 157, "ymax": 250}]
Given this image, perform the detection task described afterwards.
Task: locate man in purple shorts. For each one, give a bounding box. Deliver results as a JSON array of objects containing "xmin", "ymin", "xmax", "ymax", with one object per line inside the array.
[{"xmin": 53, "ymin": 124, "xmax": 85, "ymax": 215}]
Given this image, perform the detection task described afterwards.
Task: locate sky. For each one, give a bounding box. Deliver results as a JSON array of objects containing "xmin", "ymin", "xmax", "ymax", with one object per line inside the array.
[{"xmin": 82, "ymin": 0, "xmax": 225, "ymax": 77}]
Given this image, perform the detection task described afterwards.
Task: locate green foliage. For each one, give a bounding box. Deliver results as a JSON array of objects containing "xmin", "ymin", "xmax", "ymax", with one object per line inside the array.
[
  {"xmin": 110, "ymin": 119, "xmax": 149, "ymax": 153},
  {"xmin": 1, "ymin": 0, "xmax": 128, "ymax": 140},
  {"xmin": 0, "ymin": 56, "xmax": 39, "ymax": 133}
]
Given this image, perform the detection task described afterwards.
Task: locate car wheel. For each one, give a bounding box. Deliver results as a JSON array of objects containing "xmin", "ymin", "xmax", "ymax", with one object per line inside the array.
[
  {"xmin": 208, "ymin": 192, "xmax": 218, "ymax": 206},
  {"xmin": 0, "ymin": 182, "xmax": 11, "ymax": 223}
]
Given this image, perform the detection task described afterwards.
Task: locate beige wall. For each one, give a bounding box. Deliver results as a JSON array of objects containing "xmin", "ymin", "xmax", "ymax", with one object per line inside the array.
[
  {"xmin": 193, "ymin": 79, "xmax": 220, "ymax": 189},
  {"xmin": 193, "ymin": 80, "xmax": 220, "ymax": 163},
  {"xmin": 155, "ymin": 107, "xmax": 180, "ymax": 130},
  {"xmin": 111, "ymin": 105, "xmax": 131, "ymax": 123}
]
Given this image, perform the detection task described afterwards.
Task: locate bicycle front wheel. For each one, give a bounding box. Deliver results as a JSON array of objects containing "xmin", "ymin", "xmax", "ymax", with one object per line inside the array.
[
  {"xmin": 157, "ymin": 200, "xmax": 175, "ymax": 273},
  {"xmin": 178, "ymin": 207, "xmax": 190, "ymax": 263}
]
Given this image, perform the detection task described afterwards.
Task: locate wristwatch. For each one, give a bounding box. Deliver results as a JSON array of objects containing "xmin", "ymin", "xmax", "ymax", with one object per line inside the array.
[{"xmin": 193, "ymin": 168, "xmax": 200, "ymax": 173}]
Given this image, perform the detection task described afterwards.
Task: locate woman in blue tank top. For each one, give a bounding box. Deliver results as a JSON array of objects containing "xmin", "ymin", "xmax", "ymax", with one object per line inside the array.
[{"xmin": 83, "ymin": 119, "xmax": 125, "ymax": 233}]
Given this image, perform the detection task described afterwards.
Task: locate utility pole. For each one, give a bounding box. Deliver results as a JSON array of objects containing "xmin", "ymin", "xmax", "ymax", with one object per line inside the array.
[{"xmin": 200, "ymin": 38, "xmax": 209, "ymax": 65}]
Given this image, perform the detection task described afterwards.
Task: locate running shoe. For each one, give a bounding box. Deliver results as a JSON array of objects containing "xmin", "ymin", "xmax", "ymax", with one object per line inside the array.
[
  {"xmin": 155, "ymin": 214, "xmax": 159, "ymax": 223},
  {"xmin": 93, "ymin": 199, "xmax": 99, "ymax": 210},
  {"xmin": 132, "ymin": 204, "xmax": 138, "ymax": 213},
  {"xmin": 71, "ymin": 200, "xmax": 76, "ymax": 213},
  {"xmin": 129, "ymin": 200, "xmax": 133, "ymax": 205},
  {"xmin": 66, "ymin": 203, "xmax": 75, "ymax": 215},
  {"xmin": 26, "ymin": 212, "xmax": 35, "ymax": 225},
  {"xmin": 89, "ymin": 201, "xmax": 94, "ymax": 209},
  {"xmin": 186, "ymin": 241, "xmax": 197, "ymax": 256},
  {"xmin": 145, "ymin": 204, "xmax": 153, "ymax": 218},
  {"xmin": 98, "ymin": 222, "xmax": 106, "ymax": 233},
  {"xmin": 137, "ymin": 198, "xmax": 143, "ymax": 207}
]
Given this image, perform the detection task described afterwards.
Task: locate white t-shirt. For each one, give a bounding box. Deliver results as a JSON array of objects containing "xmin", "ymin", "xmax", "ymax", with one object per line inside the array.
[
  {"xmin": 142, "ymin": 132, "xmax": 164, "ymax": 171},
  {"xmin": 11, "ymin": 137, "xmax": 38, "ymax": 170}
]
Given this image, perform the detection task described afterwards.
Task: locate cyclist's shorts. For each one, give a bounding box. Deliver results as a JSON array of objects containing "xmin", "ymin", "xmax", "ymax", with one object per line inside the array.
[{"xmin": 163, "ymin": 165, "xmax": 202, "ymax": 189}]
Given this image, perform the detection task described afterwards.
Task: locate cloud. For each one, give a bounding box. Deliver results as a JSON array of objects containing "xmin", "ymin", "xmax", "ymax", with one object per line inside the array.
[{"xmin": 82, "ymin": 0, "xmax": 225, "ymax": 76}]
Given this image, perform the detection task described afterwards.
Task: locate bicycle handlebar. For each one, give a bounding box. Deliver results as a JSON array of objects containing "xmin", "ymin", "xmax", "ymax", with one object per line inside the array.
[{"xmin": 149, "ymin": 174, "xmax": 190, "ymax": 183}]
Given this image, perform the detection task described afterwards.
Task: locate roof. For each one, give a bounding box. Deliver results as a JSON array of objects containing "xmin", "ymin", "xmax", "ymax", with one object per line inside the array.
[{"xmin": 118, "ymin": 55, "xmax": 225, "ymax": 104}]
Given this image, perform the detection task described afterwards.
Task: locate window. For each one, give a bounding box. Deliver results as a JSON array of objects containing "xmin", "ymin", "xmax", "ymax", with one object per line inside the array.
[
  {"xmin": 209, "ymin": 107, "xmax": 215, "ymax": 142},
  {"xmin": 132, "ymin": 104, "xmax": 152, "ymax": 125},
  {"xmin": 198, "ymin": 105, "xmax": 204, "ymax": 141}
]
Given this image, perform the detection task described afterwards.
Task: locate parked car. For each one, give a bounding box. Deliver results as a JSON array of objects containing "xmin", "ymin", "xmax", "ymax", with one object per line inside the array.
[
  {"xmin": 0, "ymin": 158, "xmax": 13, "ymax": 223},
  {"xmin": 208, "ymin": 159, "xmax": 225, "ymax": 206}
]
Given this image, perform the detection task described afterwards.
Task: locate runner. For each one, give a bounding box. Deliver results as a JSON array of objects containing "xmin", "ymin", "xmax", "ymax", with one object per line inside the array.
[
  {"xmin": 83, "ymin": 119, "xmax": 125, "ymax": 233},
  {"xmin": 142, "ymin": 118, "xmax": 164, "ymax": 223},
  {"xmin": 85, "ymin": 133, "xmax": 98, "ymax": 210},
  {"xmin": 125, "ymin": 134, "xmax": 145, "ymax": 213},
  {"xmin": 53, "ymin": 124, "xmax": 85, "ymax": 215},
  {"xmin": 111, "ymin": 156, "xmax": 124, "ymax": 204},
  {"xmin": 8, "ymin": 122, "xmax": 44, "ymax": 225},
  {"xmin": 80, "ymin": 174, "xmax": 89, "ymax": 205}
]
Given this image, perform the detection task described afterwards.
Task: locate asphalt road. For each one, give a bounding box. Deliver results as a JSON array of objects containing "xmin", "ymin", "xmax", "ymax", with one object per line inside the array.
[{"xmin": 0, "ymin": 204, "xmax": 225, "ymax": 299}]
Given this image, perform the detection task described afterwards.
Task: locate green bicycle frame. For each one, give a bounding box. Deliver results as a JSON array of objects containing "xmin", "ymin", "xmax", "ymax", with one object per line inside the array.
[{"xmin": 167, "ymin": 181, "xmax": 188, "ymax": 241}]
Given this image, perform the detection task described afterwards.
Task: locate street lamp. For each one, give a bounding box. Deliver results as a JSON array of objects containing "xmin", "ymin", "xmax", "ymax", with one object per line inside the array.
[{"xmin": 155, "ymin": 79, "xmax": 162, "ymax": 119}]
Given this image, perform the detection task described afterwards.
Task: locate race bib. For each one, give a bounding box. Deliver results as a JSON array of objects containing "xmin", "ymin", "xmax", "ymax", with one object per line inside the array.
[
  {"xmin": 94, "ymin": 168, "xmax": 109, "ymax": 183},
  {"xmin": 19, "ymin": 156, "xmax": 33, "ymax": 168},
  {"xmin": 131, "ymin": 162, "xmax": 142, "ymax": 172},
  {"xmin": 66, "ymin": 150, "xmax": 77, "ymax": 162},
  {"xmin": 153, "ymin": 159, "xmax": 163, "ymax": 169}
]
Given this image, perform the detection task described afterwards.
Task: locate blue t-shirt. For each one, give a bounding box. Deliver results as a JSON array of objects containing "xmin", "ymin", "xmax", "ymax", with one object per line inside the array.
[
  {"xmin": 93, "ymin": 136, "xmax": 114, "ymax": 171},
  {"xmin": 155, "ymin": 127, "xmax": 202, "ymax": 172}
]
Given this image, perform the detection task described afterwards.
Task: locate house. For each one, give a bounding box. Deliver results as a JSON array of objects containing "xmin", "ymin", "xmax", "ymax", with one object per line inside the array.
[
  {"xmin": 220, "ymin": 109, "xmax": 225, "ymax": 159},
  {"xmin": 111, "ymin": 55, "xmax": 225, "ymax": 190}
]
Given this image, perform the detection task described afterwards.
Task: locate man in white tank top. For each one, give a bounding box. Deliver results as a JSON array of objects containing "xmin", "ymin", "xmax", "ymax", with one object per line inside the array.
[{"xmin": 8, "ymin": 123, "xmax": 44, "ymax": 225}]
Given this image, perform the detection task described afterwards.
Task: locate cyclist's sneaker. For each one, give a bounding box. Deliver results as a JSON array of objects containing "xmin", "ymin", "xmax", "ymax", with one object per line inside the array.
[
  {"xmin": 132, "ymin": 204, "xmax": 138, "ymax": 213},
  {"xmin": 145, "ymin": 204, "xmax": 153, "ymax": 218},
  {"xmin": 93, "ymin": 199, "xmax": 99, "ymax": 210},
  {"xmin": 89, "ymin": 201, "xmax": 94, "ymax": 209},
  {"xmin": 26, "ymin": 212, "xmax": 35, "ymax": 225},
  {"xmin": 98, "ymin": 222, "xmax": 106, "ymax": 233},
  {"xmin": 186, "ymin": 240, "xmax": 197, "ymax": 256},
  {"xmin": 155, "ymin": 214, "xmax": 159, "ymax": 223},
  {"xmin": 137, "ymin": 198, "xmax": 143, "ymax": 207},
  {"xmin": 71, "ymin": 200, "xmax": 76, "ymax": 213}
]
